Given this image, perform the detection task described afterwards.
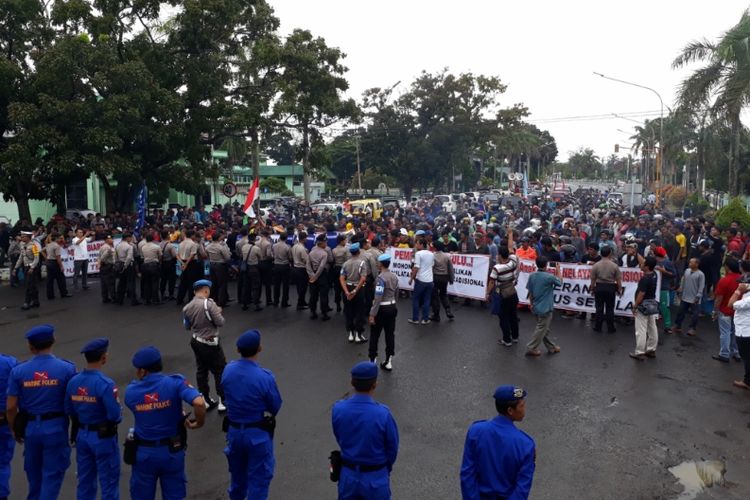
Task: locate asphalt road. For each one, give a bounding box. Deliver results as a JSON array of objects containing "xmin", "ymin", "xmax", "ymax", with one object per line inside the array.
[{"xmin": 1, "ymin": 279, "xmax": 749, "ymax": 500}]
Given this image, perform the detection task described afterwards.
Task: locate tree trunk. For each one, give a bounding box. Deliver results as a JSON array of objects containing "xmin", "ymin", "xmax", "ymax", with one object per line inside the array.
[
  {"xmin": 730, "ymin": 114, "xmax": 740, "ymax": 197},
  {"xmin": 250, "ymin": 129, "xmax": 260, "ymax": 214},
  {"xmin": 14, "ymin": 179, "xmax": 31, "ymax": 223},
  {"xmin": 302, "ymin": 125, "xmax": 311, "ymax": 203}
]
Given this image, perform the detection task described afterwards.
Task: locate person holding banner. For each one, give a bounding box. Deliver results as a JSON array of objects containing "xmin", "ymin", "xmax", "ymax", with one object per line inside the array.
[
  {"xmin": 487, "ymin": 233, "xmax": 520, "ymax": 347},
  {"xmin": 525, "ymin": 256, "xmax": 563, "ymax": 356}
]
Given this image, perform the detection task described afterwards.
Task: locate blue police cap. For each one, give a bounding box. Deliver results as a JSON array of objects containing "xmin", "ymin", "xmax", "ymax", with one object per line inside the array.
[
  {"xmin": 237, "ymin": 329, "xmax": 261, "ymax": 350},
  {"xmin": 377, "ymin": 253, "xmax": 391, "ymax": 263},
  {"xmin": 415, "ymin": 230, "xmax": 426, "ymax": 236},
  {"xmin": 493, "ymin": 385, "xmax": 527, "ymax": 403},
  {"xmin": 132, "ymin": 346, "xmax": 162, "ymax": 369},
  {"xmin": 25, "ymin": 324, "xmax": 55, "ymax": 343},
  {"xmin": 193, "ymin": 279, "xmax": 212, "ymax": 289},
  {"xmin": 349, "ymin": 242, "xmax": 360, "ymax": 253},
  {"xmin": 81, "ymin": 338, "xmax": 109, "ymax": 354},
  {"xmin": 351, "ymin": 361, "xmax": 378, "ymax": 380}
]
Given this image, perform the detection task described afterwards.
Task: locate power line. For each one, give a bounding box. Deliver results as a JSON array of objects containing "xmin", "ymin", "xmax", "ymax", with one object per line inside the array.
[{"xmin": 529, "ymin": 110, "xmax": 662, "ymax": 124}]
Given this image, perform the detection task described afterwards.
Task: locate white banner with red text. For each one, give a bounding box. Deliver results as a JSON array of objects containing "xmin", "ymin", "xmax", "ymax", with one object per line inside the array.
[
  {"xmin": 386, "ymin": 248, "xmax": 490, "ymax": 301},
  {"xmin": 515, "ymin": 259, "xmax": 661, "ymax": 317},
  {"xmin": 62, "ymin": 241, "xmax": 107, "ymax": 277}
]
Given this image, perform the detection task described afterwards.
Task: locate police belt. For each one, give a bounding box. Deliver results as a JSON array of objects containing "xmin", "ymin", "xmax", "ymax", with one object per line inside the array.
[
  {"xmin": 379, "ymin": 301, "xmax": 396, "ymax": 306},
  {"xmin": 342, "ymin": 461, "xmax": 387, "ymax": 473},
  {"xmin": 135, "ymin": 437, "xmax": 173, "ymax": 447},
  {"xmin": 346, "ymin": 282, "xmax": 359, "ymax": 287},
  {"xmin": 82, "ymin": 422, "xmax": 117, "ymax": 432},
  {"xmin": 191, "ymin": 335, "xmax": 219, "ymax": 346},
  {"xmin": 29, "ymin": 411, "xmax": 65, "ymax": 421},
  {"xmin": 0, "ymin": 412, "xmax": 7, "ymax": 426}
]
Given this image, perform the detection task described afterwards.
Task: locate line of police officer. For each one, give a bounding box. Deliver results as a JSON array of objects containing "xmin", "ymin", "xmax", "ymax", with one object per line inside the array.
[{"xmin": 1, "ymin": 326, "xmax": 536, "ymax": 500}]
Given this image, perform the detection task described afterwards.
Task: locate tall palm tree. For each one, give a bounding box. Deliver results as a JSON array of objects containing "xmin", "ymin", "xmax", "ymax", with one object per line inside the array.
[{"xmin": 673, "ymin": 9, "xmax": 750, "ymax": 196}]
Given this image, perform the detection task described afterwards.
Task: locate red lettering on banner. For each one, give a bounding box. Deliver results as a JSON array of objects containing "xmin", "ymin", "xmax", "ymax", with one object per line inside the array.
[
  {"xmin": 395, "ymin": 250, "xmax": 412, "ymax": 260},
  {"xmin": 561, "ymin": 268, "xmax": 575, "ymax": 279}
]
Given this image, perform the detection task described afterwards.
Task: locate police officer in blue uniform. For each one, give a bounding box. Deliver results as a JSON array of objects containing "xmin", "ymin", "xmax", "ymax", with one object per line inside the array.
[
  {"xmin": 221, "ymin": 329, "xmax": 283, "ymax": 500},
  {"xmin": 65, "ymin": 338, "xmax": 122, "ymax": 500},
  {"xmin": 6, "ymin": 324, "xmax": 76, "ymax": 500},
  {"xmin": 460, "ymin": 385, "xmax": 536, "ymax": 500},
  {"xmin": 124, "ymin": 346, "xmax": 206, "ymax": 500},
  {"xmin": 332, "ymin": 361, "xmax": 399, "ymax": 500},
  {"xmin": 0, "ymin": 352, "xmax": 18, "ymax": 500}
]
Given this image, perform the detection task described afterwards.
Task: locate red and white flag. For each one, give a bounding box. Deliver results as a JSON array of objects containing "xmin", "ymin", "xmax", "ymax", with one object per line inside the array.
[{"xmin": 242, "ymin": 177, "xmax": 260, "ymax": 218}]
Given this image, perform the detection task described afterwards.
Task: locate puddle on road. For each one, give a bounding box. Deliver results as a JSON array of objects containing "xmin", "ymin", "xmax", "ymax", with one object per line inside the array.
[{"xmin": 668, "ymin": 460, "xmax": 726, "ymax": 499}]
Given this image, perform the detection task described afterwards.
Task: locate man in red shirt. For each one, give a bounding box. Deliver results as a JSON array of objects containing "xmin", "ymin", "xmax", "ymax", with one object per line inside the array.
[
  {"xmin": 727, "ymin": 228, "xmax": 744, "ymax": 257},
  {"xmin": 712, "ymin": 258, "xmax": 743, "ymax": 362}
]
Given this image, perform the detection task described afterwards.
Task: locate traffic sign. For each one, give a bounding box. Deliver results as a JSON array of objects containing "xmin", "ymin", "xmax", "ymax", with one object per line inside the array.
[{"xmin": 222, "ymin": 182, "xmax": 238, "ymax": 198}]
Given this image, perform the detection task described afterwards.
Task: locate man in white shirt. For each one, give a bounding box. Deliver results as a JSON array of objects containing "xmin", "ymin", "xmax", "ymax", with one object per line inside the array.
[
  {"xmin": 72, "ymin": 228, "xmax": 92, "ymax": 290},
  {"xmin": 408, "ymin": 238, "xmax": 435, "ymax": 325},
  {"xmin": 729, "ymin": 281, "xmax": 750, "ymax": 390}
]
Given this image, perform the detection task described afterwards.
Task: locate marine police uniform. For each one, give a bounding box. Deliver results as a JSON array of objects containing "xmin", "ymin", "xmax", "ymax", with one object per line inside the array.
[
  {"xmin": 124, "ymin": 347, "xmax": 202, "ymax": 500},
  {"xmin": 7, "ymin": 325, "xmax": 76, "ymax": 500},
  {"xmin": 332, "ymin": 362, "xmax": 399, "ymax": 500},
  {"xmin": 368, "ymin": 254, "xmax": 399, "ymax": 370},
  {"xmin": 220, "ymin": 330, "xmax": 283, "ymax": 500},
  {"xmin": 65, "ymin": 338, "xmax": 122, "ymax": 500},
  {"xmin": 0, "ymin": 353, "xmax": 18, "ymax": 499},
  {"xmin": 460, "ymin": 386, "xmax": 536, "ymax": 500}
]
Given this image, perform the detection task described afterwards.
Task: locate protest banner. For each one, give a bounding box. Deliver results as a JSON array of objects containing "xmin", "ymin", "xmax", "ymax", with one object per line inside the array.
[
  {"xmin": 62, "ymin": 241, "xmax": 106, "ymax": 278},
  {"xmin": 385, "ymin": 248, "xmax": 490, "ymax": 301},
  {"xmin": 515, "ymin": 259, "xmax": 661, "ymax": 317}
]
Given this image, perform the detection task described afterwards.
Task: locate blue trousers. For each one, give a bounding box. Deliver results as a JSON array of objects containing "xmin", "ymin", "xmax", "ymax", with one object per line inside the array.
[
  {"xmin": 224, "ymin": 428, "xmax": 274, "ymax": 500},
  {"xmin": 411, "ymin": 280, "xmax": 434, "ymax": 321},
  {"xmin": 338, "ymin": 467, "xmax": 391, "ymax": 500},
  {"xmin": 0, "ymin": 426, "xmax": 14, "ymax": 498},
  {"xmin": 75, "ymin": 428, "xmax": 120, "ymax": 500},
  {"xmin": 718, "ymin": 313, "xmax": 740, "ymax": 359},
  {"xmin": 23, "ymin": 417, "xmax": 71, "ymax": 500},
  {"xmin": 130, "ymin": 446, "xmax": 186, "ymax": 500}
]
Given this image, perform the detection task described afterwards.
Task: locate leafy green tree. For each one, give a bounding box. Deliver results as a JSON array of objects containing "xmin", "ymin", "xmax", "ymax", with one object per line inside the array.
[
  {"xmin": 260, "ymin": 176, "xmax": 291, "ymax": 195},
  {"xmin": 673, "ymin": 8, "xmax": 750, "ymax": 196},
  {"xmin": 274, "ymin": 29, "xmax": 359, "ymax": 201},
  {"xmin": 568, "ymin": 148, "xmax": 602, "ymax": 179},
  {"xmin": 716, "ymin": 197, "xmax": 750, "ymax": 229}
]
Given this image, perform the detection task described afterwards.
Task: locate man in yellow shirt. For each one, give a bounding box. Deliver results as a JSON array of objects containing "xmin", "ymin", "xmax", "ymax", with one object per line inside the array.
[{"xmin": 674, "ymin": 225, "xmax": 688, "ymax": 276}]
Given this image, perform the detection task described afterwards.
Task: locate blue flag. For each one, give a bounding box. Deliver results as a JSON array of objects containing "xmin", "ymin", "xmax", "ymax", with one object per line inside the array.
[{"xmin": 134, "ymin": 184, "xmax": 148, "ymax": 238}]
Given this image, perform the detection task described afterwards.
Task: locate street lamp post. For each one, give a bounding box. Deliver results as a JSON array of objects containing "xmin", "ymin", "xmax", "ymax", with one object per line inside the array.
[{"xmin": 595, "ymin": 72, "xmax": 667, "ymax": 207}]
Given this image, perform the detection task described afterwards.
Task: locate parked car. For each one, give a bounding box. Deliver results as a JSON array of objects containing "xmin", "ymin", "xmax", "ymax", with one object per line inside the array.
[
  {"xmin": 434, "ymin": 195, "xmax": 456, "ymax": 213},
  {"xmin": 311, "ymin": 202, "xmax": 340, "ymax": 214},
  {"xmin": 65, "ymin": 208, "xmax": 96, "ymax": 219}
]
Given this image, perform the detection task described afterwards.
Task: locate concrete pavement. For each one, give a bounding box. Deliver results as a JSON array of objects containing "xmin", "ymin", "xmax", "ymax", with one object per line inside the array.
[{"xmin": 1, "ymin": 281, "xmax": 748, "ymax": 499}]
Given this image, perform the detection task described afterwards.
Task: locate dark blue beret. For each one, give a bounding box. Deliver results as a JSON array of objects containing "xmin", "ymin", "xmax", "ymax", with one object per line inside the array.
[
  {"xmin": 349, "ymin": 242, "xmax": 360, "ymax": 253},
  {"xmin": 81, "ymin": 338, "xmax": 109, "ymax": 354},
  {"xmin": 351, "ymin": 361, "xmax": 378, "ymax": 380},
  {"xmin": 25, "ymin": 324, "xmax": 55, "ymax": 343},
  {"xmin": 193, "ymin": 279, "xmax": 212, "ymax": 289},
  {"xmin": 132, "ymin": 346, "xmax": 161, "ymax": 369},
  {"xmin": 236, "ymin": 329, "xmax": 261, "ymax": 350},
  {"xmin": 493, "ymin": 385, "xmax": 527, "ymax": 403}
]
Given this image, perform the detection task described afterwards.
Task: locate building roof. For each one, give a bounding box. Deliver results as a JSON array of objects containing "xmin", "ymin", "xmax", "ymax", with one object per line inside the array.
[{"xmin": 231, "ymin": 164, "xmax": 334, "ymax": 179}]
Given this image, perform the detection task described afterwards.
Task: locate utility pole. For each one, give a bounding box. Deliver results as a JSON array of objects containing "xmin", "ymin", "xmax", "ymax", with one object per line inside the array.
[{"xmin": 356, "ymin": 136, "xmax": 362, "ymax": 193}]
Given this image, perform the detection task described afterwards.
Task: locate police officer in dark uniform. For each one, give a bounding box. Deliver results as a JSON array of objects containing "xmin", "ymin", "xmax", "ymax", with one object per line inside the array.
[
  {"xmin": 332, "ymin": 362, "xmax": 399, "ymax": 500},
  {"xmin": 368, "ymin": 254, "xmax": 399, "ymax": 371},
  {"xmin": 124, "ymin": 346, "xmax": 206, "ymax": 500},
  {"xmin": 0, "ymin": 351, "xmax": 18, "ymax": 500},
  {"xmin": 6, "ymin": 324, "xmax": 76, "ymax": 500},
  {"xmin": 307, "ymin": 233, "xmax": 333, "ymax": 320},
  {"xmin": 65, "ymin": 338, "xmax": 122, "ymax": 500},
  {"xmin": 460, "ymin": 385, "xmax": 536, "ymax": 500},
  {"xmin": 339, "ymin": 243, "xmax": 369, "ymax": 344},
  {"xmin": 241, "ymin": 234, "xmax": 264, "ymax": 311},
  {"xmin": 221, "ymin": 329, "xmax": 283, "ymax": 500}
]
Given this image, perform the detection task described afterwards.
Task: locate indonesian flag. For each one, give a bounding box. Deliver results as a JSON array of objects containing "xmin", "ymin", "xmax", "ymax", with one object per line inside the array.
[{"xmin": 242, "ymin": 177, "xmax": 260, "ymax": 218}]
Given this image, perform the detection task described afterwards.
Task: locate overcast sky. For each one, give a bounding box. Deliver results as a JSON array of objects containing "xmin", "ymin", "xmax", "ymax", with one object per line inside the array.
[{"xmin": 269, "ymin": 0, "xmax": 749, "ymax": 162}]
